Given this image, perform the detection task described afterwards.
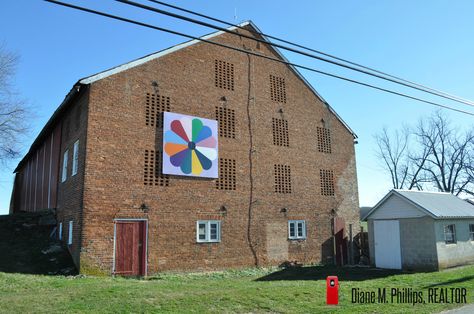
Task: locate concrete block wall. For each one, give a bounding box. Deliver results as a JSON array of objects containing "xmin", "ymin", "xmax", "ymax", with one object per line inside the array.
[
  {"xmin": 435, "ymin": 219, "xmax": 474, "ymax": 269},
  {"xmin": 399, "ymin": 217, "xmax": 438, "ymax": 271}
]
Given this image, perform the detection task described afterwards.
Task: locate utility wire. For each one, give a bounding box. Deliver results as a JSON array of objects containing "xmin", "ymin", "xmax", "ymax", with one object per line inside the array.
[
  {"xmin": 116, "ymin": 0, "xmax": 474, "ymax": 109},
  {"xmin": 144, "ymin": 0, "xmax": 474, "ymax": 107},
  {"xmin": 44, "ymin": 0, "xmax": 474, "ymax": 116}
]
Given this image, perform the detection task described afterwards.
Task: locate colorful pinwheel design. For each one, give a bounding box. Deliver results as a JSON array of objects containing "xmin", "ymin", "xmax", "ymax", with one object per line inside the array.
[{"xmin": 164, "ymin": 116, "xmax": 218, "ymax": 175}]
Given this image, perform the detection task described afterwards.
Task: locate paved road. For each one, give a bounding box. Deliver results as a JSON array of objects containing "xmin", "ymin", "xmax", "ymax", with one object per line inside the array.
[{"xmin": 439, "ymin": 304, "xmax": 474, "ymax": 314}]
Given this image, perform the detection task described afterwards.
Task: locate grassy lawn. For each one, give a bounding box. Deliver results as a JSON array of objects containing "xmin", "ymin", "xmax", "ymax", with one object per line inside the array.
[{"xmin": 0, "ymin": 265, "xmax": 473, "ymax": 313}]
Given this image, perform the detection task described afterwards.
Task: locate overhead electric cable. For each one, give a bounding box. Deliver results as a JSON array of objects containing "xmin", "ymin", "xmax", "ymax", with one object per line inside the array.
[
  {"xmin": 144, "ymin": 0, "xmax": 474, "ymax": 106},
  {"xmin": 44, "ymin": 0, "xmax": 474, "ymax": 116},
  {"xmin": 115, "ymin": 0, "xmax": 474, "ymax": 108}
]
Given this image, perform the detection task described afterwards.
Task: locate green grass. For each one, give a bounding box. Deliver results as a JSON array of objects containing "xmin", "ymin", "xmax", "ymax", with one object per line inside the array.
[{"xmin": 0, "ymin": 265, "xmax": 473, "ymax": 313}]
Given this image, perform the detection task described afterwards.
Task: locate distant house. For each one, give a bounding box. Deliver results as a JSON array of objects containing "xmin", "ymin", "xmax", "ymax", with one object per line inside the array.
[{"xmin": 363, "ymin": 190, "xmax": 474, "ymax": 270}]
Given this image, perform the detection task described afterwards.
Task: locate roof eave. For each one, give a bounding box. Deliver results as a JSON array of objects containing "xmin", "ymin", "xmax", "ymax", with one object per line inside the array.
[
  {"xmin": 13, "ymin": 82, "xmax": 84, "ymax": 173},
  {"xmin": 362, "ymin": 189, "xmax": 437, "ymax": 220}
]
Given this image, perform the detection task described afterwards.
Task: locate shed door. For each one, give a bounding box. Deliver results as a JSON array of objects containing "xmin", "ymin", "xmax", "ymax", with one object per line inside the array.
[
  {"xmin": 374, "ymin": 220, "xmax": 401, "ymax": 269},
  {"xmin": 114, "ymin": 221, "xmax": 147, "ymax": 276}
]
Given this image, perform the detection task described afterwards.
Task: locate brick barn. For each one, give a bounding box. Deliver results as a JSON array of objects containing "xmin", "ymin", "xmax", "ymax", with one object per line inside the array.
[{"xmin": 9, "ymin": 21, "xmax": 359, "ymax": 275}]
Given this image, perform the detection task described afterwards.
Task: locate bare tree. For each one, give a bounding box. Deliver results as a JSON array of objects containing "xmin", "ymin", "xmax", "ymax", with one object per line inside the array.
[
  {"xmin": 414, "ymin": 112, "xmax": 474, "ymax": 196},
  {"xmin": 374, "ymin": 126, "xmax": 428, "ymax": 189},
  {"xmin": 375, "ymin": 111, "xmax": 474, "ymax": 196},
  {"xmin": 375, "ymin": 127, "xmax": 410, "ymax": 189},
  {"xmin": 0, "ymin": 44, "xmax": 27, "ymax": 164}
]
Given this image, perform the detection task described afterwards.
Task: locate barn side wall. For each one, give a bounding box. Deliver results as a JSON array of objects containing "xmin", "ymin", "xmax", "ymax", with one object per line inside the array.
[
  {"xmin": 11, "ymin": 124, "xmax": 62, "ymax": 213},
  {"xmin": 55, "ymin": 88, "xmax": 90, "ymax": 268}
]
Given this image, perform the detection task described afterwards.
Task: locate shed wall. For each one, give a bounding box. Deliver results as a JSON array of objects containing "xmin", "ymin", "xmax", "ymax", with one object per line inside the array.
[
  {"xmin": 399, "ymin": 217, "xmax": 438, "ymax": 270},
  {"xmin": 369, "ymin": 194, "xmax": 425, "ymax": 220},
  {"xmin": 435, "ymin": 219, "xmax": 474, "ymax": 269}
]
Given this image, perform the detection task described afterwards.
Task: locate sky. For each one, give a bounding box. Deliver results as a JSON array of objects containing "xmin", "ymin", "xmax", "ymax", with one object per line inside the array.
[{"xmin": 1, "ymin": 0, "xmax": 474, "ymax": 215}]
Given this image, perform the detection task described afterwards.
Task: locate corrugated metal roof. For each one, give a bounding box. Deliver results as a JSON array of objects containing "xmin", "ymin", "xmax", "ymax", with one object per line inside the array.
[
  {"xmin": 395, "ymin": 190, "xmax": 474, "ymax": 218},
  {"xmin": 363, "ymin": 189, "xmax": 474, "ymax": 220}
]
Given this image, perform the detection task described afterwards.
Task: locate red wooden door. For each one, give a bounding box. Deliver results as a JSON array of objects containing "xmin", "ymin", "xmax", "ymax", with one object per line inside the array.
[{"xmin": 115, "ymin": 221, "xmax": 147, "ymax": 276}]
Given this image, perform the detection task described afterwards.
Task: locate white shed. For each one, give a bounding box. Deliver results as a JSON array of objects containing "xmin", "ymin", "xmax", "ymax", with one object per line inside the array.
[{"xmin": 362, "ymin": 190, "xmax": 474, "ymax": 270}]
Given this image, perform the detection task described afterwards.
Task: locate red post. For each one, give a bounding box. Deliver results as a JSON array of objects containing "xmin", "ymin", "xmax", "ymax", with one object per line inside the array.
[{"xmin": 326, "ymin": 276, "xmax": 339, "ymax": 305}]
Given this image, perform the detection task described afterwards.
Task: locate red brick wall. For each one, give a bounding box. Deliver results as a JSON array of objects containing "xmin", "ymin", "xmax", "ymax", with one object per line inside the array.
[
  {"xmin": 56, "ymin": 88, "xmax": 89, "ymax": 267},
  {"xmin": 79, "ymin": 26, "xmax": 359, "ymax": 273}
]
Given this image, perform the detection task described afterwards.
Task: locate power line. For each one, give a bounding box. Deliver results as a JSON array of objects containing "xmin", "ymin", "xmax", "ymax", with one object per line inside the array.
[
  {"xmin": 116, "ymin": 0, "xmax": 474, "ymax": 109},
  {"xmin": 43, "ymin": 0, "xmax": 474, "ymax": 116},
  {"xmin": 144, "ymin": 0, "xmax": 474, "ymax": 107}
]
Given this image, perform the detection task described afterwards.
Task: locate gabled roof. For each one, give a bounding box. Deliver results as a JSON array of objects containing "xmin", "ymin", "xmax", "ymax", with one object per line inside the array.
[
  {"xmin": 14, "ymin": 20, "xmax": 357, "ymax": 173},
  {"xmin": 363, "ymin": 189, "xmax": 474, "ymax": 220},
  {"xmin": 79, "ymin": 20, "xmax": 356, "ymax": 138}
]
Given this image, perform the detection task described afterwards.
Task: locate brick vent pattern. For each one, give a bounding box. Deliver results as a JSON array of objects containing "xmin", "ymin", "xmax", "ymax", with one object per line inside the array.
[
  {"xmin": 216, "ymin": 158, "xmax": 236, "ymax": 190},
  {"xmin": 320, "ymin": 169, "xmax": 334, "ymax": 196},
  {"xmin": 215, "ymin": 106, "xmax": 236, "ymax": 138},
  {"xmin": 214, "ymin": 60, "xmax": 234, "ymax": 90},
  {"xmin": 274, "ymin": 164, "xmax": 292, "ymax": 193},
  {"xmin": 144, "ymin": 150, "xmax": 170, "ymax": 186},
  {"xmin": 270, "ymin": 75, "xmax": 287, "ymax": 103},
  {"xmin": 145, "ymin": 93, "xmax": 171, "ymax": 128},
  {"xmin": 317, "ymin": 127, "xmax": 331, "ymax": 153},
  {"xmin": 272, "ymin": 118, "xmax": 289, "ymax": 147}
]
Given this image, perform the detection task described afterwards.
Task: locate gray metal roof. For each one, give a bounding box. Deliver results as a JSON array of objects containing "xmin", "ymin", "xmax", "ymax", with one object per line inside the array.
[
  {"xmin": 395, "ymin": 190, "xmax": 474, "ymax": 218},
  {"xmin": 362, "ymin": 189, "xmax": 474, "ymax": 220}
]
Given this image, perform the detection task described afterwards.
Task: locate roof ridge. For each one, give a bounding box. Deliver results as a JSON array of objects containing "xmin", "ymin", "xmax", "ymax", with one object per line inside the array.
[{"xmin": 394, "ymin": 189, "xmax": 451, "ymax": 195}]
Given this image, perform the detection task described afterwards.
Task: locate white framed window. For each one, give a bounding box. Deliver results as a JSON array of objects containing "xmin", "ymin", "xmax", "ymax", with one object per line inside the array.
[
  {"xmin": 58, "ymin": 222, "xmax": 63, "ymax": 240},
  {"xmin": 196, "ymin": 220, "xmax": 221, "ymax": 243},
  {"xmin": 288, "ymin": 220, "xmax": 306, "ymax": 240},
  {"xmin": 61, "ymin": 149, "xmax": 69, "ymax": 182},
  {"xmin": 469, "ymin": 224, "xmax": 474, "ymax": 241},
  {"xmin": 68, "ymin": 221, "xmax": 73, "ymax": 245},
  {"xmin": 72, "ymin": 140, "xmax": 79, "ymax": 176},
  {"xmin": 444, "ymin": 224, "xmax": 456, "ymax": 244}
]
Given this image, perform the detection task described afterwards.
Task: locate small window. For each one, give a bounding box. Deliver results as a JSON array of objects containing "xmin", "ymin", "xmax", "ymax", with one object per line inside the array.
[
  {"xmin": 288, "ymin": 220, "xmax": 306, "ymax": 240},
  {"xmin": 68, "ymin": 221, "xmax": 73, "ymax": 245},
  {"xmin": 72, "ymin": 140, "xmax": 79, "ymax": 176},
  {"xmin": 444, "ymin": 224, "xmax": 456, "ymax": 244},
  {"xmin": 196, "ymin": 220, "xmax": 221, "ymax": 243},
  {"xmin": 61, "ymin": 150, "xmax": 69, "ymax": 182},
  {"xmin": 469, "ymin": 224, "xmax": 474, "ymax": 241},
  {"xmin": 58, "ymin": 222, "xmax": 63, "ymax": 240}
]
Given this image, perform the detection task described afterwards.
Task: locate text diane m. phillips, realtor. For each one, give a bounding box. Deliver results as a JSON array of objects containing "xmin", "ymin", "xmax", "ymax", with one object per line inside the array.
[{"xmin": 351, "ymin": 287, "xmax": 467, "ymax": 305}]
